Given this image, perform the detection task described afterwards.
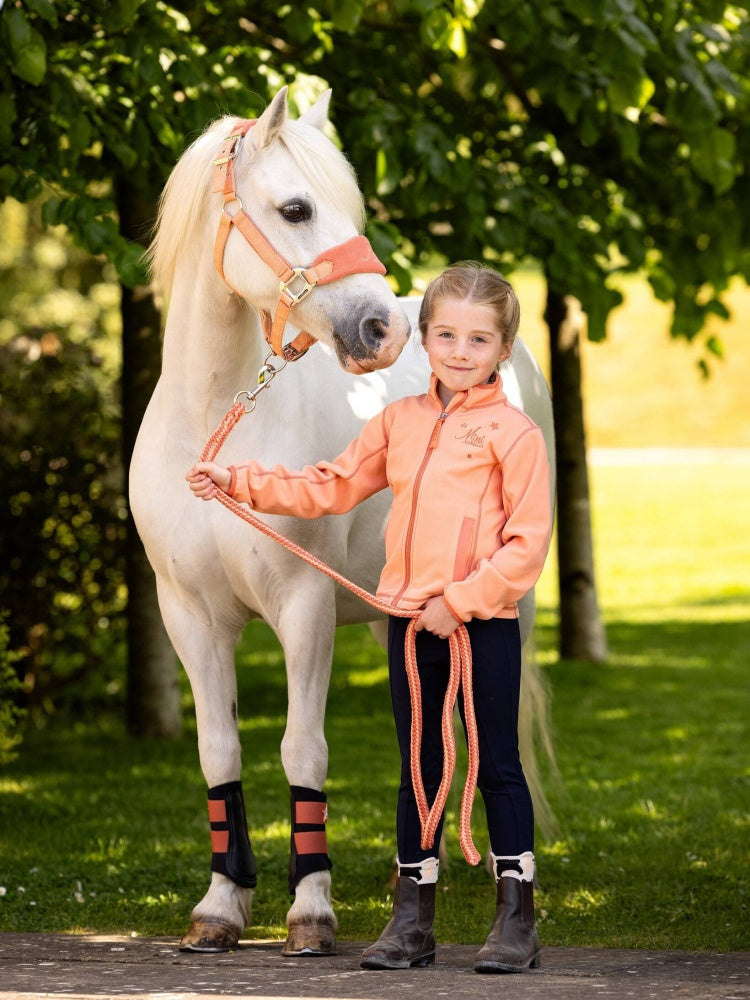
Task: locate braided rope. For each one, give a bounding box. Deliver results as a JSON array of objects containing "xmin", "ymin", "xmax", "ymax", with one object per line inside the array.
[{"xmin": 201, "ymin": 404, "xmax": 481, "ymax": 865}]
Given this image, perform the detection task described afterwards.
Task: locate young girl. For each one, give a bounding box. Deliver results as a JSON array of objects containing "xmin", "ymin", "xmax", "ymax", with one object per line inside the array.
[{"xmin": 186, "ymin": 262, "xmax": 552, "ymax": 974}]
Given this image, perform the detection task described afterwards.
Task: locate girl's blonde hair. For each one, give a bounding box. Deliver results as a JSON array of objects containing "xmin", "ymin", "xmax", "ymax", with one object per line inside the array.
[{"xmin": 418, "ymin": 262, "xmax": 520, "ymax": 358}]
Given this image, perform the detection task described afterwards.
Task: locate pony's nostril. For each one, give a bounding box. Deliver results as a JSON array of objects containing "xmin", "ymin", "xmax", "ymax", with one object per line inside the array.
[{"xmin": 360, "ymin": 316, "xmax": 387, "ymax": 349}]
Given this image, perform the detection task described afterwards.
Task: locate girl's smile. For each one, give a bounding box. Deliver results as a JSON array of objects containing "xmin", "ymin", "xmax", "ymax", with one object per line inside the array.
[{"xmin": 423, "ymin": 298, "xmax": 510, "ymax": 407}]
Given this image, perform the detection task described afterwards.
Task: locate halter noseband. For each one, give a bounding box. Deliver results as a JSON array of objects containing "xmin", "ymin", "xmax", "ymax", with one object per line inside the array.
[{"xmin": 212, "ymin": 120, "xmax": 386, "ymax": 362}]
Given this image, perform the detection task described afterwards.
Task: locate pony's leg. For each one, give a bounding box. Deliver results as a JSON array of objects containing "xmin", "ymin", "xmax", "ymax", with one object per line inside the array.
[
  {"xmin": 276, "ymin": 597, "xmax": 338, "ymax": 957},
  {"xmin": 367, "ymin": 617, "xmax": 388, "ymax": 650},
  {"xmin": 157, "ymin": 590, "xmax": 251, "ymax": 952}
]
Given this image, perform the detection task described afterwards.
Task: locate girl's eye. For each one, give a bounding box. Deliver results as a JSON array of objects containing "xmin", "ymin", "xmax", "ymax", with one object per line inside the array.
[{"xmin": 280, "ymin": 201, "xmax": 312, "ymax": 224}]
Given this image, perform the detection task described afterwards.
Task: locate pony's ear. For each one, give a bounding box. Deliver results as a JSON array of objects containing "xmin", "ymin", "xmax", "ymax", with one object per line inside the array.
[
  {"xmin": 252, "ymin": 86, "xmax": 289, "ymax": 149},
  {"xmin": 298, "ymin": 89, "xmax": 332, "ymax": 132}
]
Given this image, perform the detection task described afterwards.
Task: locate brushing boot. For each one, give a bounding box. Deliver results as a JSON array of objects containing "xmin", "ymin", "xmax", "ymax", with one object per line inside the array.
[
  {"xmin": 360, "ymin": 876, "xmax": 436, "ymax": 970},
  {"xmin": 474, "ymin": 875, "xmax": 541, "ymax": 973}
]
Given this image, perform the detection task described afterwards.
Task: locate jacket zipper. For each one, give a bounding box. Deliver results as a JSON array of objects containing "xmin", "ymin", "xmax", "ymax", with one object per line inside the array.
[
  {"xmin": 428, "ymin": 410, "xmax": 447, "ymax": 449},
  {"xmin": 391, "ymin": 410, "xmax": 448, "ymax": 607}
]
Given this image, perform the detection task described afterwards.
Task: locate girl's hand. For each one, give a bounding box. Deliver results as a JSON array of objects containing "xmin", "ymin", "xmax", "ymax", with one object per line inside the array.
[
  {"xmin": 414, "ymin": 596, "xmax": 461, "ymax": 639},
  {"xmin": 185, "ymin": 462, "xmax": 231, "ymax": 500}
]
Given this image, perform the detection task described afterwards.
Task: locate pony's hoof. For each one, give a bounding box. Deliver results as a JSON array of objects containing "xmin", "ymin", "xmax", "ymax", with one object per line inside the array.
[
  {"xmin": 179, "ymin": 917, "xmax": 241, "ymax": 952},
  {"xmin": 282, "ymin": 918, "xmax": 337, "ymax": 957}
]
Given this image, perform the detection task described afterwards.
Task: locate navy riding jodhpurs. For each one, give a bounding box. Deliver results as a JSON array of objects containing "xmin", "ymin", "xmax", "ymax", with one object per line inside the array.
[{"xmin": 387, "ymin": 614, "xmax": 534, "ymax": 863}]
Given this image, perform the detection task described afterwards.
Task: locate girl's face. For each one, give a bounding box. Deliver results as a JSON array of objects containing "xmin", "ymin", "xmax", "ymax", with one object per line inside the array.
[{"xmin": 423, "ymin": 297, "xmax": 510, "ymax": 406}]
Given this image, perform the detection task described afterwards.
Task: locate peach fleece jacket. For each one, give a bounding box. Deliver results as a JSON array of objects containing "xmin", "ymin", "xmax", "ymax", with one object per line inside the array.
[{"xmin": 228, "ymin": 372, "xmax": 552, "ymax": 622}]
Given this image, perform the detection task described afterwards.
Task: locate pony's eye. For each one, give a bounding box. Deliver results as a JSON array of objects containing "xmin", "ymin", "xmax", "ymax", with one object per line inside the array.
[{"xmin": 280, "ymin": 201, "xmax": 312, "ymax": 224}]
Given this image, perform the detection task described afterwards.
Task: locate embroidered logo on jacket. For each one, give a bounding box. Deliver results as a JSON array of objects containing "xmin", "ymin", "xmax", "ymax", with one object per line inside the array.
[{"xmin": 456, "ymin": 423, "xmax": 487, "ymax": 448}]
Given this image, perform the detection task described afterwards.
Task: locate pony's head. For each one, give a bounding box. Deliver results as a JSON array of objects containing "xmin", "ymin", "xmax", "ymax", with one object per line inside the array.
[{"xmin": 150, "ymin": 87, "xmax": 410, "ymax": 373}]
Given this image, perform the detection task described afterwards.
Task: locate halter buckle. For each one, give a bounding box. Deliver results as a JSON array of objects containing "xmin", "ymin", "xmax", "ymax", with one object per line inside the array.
[
  {"xmin": 280, "ymin": 267, "xmax": 314, "ymax": 305},
  {"xmin": 214, "ymin": 132, "xmax": 244, "ymax": 167}
]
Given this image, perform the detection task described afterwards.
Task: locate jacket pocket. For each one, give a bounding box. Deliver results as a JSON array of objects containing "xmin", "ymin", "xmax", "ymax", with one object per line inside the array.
[{"xmin": 453, "ymin": 516, "xmax": 476, "ymax": 581}]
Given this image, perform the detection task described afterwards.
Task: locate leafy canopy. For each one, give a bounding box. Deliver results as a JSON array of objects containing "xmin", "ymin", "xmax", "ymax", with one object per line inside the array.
[{"xmin": 1, "ymin": 0, "xmax": 748, "ymax": 348}]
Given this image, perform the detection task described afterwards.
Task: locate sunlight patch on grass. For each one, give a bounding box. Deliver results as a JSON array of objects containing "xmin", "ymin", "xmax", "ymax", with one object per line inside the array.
[
  {"xmin": 540, "ymin": 839, "xmax": 573, "ymax": 860},
  {"xmin": 663, "ymin": 726, "xmax": 689, "ymax": 742},
  {"xmin": 236, "ymin": 641, "xmax": 285, "ymax": 670},
  {"xmin": 255, "ymin": 820, "xmax": 289, "ymax": 843},
  {"xmin": 613, "ymin": 600, "xmax": 750, "ymax": 625},
  {"xmin": 237, "ymin": 716, "xmax": 286, "ymax": 734},
  {"xmin": 246, "ymin": 923, "xmax": 286, "ymax": 939},
  {"xmin": 536, "ymin": 463, "xmax": 750, "ymax": 617},
  {"xmin": 633, "ymin": 799, "xmax": 669, "ymax": 821},
  {"xmin": 596, "ymin": 707, "xmax": 630, "ymax": 721},
  {"xmin": 84, "ymin": 837, "xmax": 131, "ymax": 864},
  {"xmin": 342, "ymin": 665, "xmax": 389, "ymax": 687},
  {"xmin": 561, "ymin": 887, "xmax": 609, "ymax": 915}
]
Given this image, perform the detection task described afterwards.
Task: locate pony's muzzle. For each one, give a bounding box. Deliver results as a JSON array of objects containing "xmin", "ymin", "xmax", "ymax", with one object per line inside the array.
[{"xmin": 340, "ymin": 306, "xmax": 410, "ymax": 372}]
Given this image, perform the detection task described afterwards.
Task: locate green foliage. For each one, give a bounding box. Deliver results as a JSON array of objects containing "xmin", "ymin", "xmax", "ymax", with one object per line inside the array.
[
  {"xmin": 0, "ymin": 1, "xmax": 278, "ymax": 284},
  {"xmin": 2, "ymin": 3, "xmax": 48, "ymax": 85},
  {"xmin": 1, "ymin": 0, "xmax": 747, "ymax": 339},
  {"xmin": 311, "ymin": 1, "xmax": 750, "ymax": 344},
  {"xmin": 0, "ymin": 199, "xmax": 127, "ymax": 720}
]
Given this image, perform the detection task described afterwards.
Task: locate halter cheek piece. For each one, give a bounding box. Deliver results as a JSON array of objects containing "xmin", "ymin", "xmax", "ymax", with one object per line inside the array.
[{"xmin": 212, "ymin": 120, "xmax": 386, "ymax": 362}]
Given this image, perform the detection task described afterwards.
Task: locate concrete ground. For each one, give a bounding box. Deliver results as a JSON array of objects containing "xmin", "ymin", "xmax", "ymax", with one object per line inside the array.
[{"xmin": 0, "ymin": 933, "xmax": 748, "ymax": 1000}]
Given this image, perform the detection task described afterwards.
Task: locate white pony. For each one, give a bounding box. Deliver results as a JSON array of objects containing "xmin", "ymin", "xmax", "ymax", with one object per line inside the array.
[{"xmin": 129, "ymin": 86, "xmax": 555, "ymax": 957}]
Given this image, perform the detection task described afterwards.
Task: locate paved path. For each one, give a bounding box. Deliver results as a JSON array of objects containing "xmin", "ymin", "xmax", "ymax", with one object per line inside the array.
[{"xmin": 0, "ymin": 933, "xmax": 748, "ymax": 1000}]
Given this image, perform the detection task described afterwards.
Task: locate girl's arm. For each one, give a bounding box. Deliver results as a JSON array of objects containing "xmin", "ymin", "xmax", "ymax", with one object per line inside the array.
[
  {"xmin": 443, "ymin": 426, "xmax": 553, "ymax": 622},
  {"xmin": 189, "ymin": 408, "xmax": 391, "ymax": 519}
]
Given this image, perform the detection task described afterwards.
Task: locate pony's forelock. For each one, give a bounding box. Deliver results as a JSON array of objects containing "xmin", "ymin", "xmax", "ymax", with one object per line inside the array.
[{"xmin": 277, "ymin": 118, "xmax": 366, "ymax": 232}]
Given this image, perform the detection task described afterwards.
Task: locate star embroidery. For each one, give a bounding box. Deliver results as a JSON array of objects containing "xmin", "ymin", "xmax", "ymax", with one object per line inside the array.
[
  {"xmin": 466, "ymin": 453, "xmax": 473, "ymax": 460},
  {"xmin": 490, "ymin": 421, "xmax": 499, "ymax": 430}
]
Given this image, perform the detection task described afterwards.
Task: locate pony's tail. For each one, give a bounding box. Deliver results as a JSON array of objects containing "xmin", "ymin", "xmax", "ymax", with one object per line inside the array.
[{"xmin": 519, "ymin": 632, "xmax": 559, "ymax": 841}]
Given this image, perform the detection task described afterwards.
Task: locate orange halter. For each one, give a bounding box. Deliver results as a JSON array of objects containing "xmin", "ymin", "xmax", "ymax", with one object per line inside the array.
[{"xmin": 212, "ymin": 121, "xmax": 386, "ymax": 362}]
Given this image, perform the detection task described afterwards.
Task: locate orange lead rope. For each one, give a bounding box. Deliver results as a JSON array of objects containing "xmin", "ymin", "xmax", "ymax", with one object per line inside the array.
[
  {"xmin": 405, "ymin": 619, "xmax": 481, "ymax": 862},
  {"xmin": 200, "ymin": 402, "xmax": 482, "ymax": 866}
]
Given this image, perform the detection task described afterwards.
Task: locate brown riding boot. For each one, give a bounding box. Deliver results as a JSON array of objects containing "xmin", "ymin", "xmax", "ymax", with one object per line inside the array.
[
  {"xmin": 360, "ymin": 876, "xmax": 436, "ymax": 970},
  {"xmin": 474, "ymin": 875, "xmax": 541, "ymax": 973}
]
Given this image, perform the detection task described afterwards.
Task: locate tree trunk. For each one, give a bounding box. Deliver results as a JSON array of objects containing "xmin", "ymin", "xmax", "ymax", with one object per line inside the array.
[
  {"xmin": 545, "ymin": 283, "xmax": 607, "ymax": 663},
  {"xmin": 117, "ymin": 178, "xmax": 182, "ymax": 737}
]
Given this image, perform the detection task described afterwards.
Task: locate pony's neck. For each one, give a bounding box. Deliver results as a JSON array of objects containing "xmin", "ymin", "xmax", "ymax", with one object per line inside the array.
[{"xmin": 160, "ymin": 268, "xmax": 267, "ymax": 421}]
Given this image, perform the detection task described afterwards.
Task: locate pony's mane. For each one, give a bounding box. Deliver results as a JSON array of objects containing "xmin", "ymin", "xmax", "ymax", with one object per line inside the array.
[{"xmin": 148, "ymin": 113, "xmax": 366, "ymax": 298}]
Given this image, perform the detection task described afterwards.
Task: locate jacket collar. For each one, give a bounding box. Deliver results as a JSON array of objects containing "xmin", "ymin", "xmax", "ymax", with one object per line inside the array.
[{"xmin": 428, "ymin": 371, "xmax": 507, "ymax": 410}]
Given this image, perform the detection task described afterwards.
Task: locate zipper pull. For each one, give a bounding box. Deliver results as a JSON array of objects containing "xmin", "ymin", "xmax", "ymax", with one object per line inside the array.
[{"xmin": 429, "ymin": 411, "xmax": 448, "ymax": 449}]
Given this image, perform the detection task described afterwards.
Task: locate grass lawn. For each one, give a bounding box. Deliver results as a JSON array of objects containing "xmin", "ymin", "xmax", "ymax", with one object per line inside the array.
[
  {"xmin": 1, "ymin": 457, "xmax": 747, "ymax": 951},
  {"xmin": 1, "ymin": 274, "xmax": 748, "ymax": 950}
]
